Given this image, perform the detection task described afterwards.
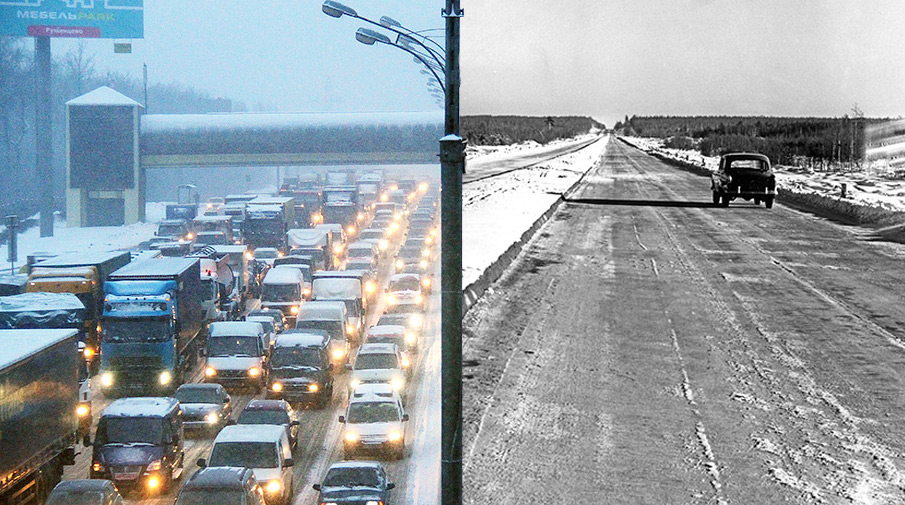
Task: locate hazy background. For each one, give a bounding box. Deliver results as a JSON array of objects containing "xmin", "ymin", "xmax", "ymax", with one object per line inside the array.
[{"xmin": 461, "ymin": 0, "xmax": 905, "ymax": 127}]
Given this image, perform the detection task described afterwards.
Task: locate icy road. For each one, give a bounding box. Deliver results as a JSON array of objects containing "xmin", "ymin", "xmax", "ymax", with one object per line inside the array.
[{"xmin": 463, "ymin": 138, "xmax": 905, "ymax": 504}]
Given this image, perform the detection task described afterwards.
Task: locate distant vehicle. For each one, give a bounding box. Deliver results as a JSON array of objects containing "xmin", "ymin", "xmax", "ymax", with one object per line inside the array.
[
  {"xmin": 384, "ymin": 273, "xmax": 425, "ymax": 314},
  {"xmin": 89, "ymin": 397, "xmax": 184, "ymax": 494},
  {"xmin": 348, "ymin": 342, "xmax": 409, "ymax": 396},
  {"xmin": 236, "ymin": 399, "xmax": 300, "ymax": 451},
  {"xmin": 204, "ymin": 321, "xmax": 268, "ymax": 391},
  {"xmin": 711, "ymin": 152, "xmax": 776, "ymax": 208},
  {"xmin": 45, "ymin": 479, "xmax": 123, "ymax": 505},
  {"xmin": 312, "ymin": 461, "xmax": 395, "ymax": 505},
  {"xmin": 338, "ymin": 389, "xmax": 409, "ymax": 460},
  {"xmin": 244, "ymin": 197, "xmax": 295, "ymax": 251},
  {"xmin": 174, "ymin": 383, "xmax": 233, "ymax": 434},
  {"xmin": 174, "ymin": 467, "xmax": 265, "ymax": 505},
  {"xmin": 377, "ymin": 312, "xmax": 424, "ymax": 341},
  {"xmin": 368, "ymin": 324, "xmax": 418, "ymax": 353},
  {"xmin": 207, "ymin": 196, "xmax": 226, "ymax": 212},
  {"xmin": 296, "ymin": 301, "xmax": 349, "ymax": 367},
  {"xmin": 260, "ymin": 268, "xmax": 305, "ymax": 322},
  {"xmin": 199, "ymin": 425, "xmax": 295, "ymax": 505},
  {"xmin": 156, "ymin": 219, "xmax": 194, "ymax": 242},
  {"xmin": 246, "ymin": 308, "xmax": 287, "ymax": 333},
  {"xmin": 245, "ymin": 316, "xmax": 277, "ymax": 349},
  {"xmin": 267, "ymin": 330, "xmax": 334, "ymax": 408}
]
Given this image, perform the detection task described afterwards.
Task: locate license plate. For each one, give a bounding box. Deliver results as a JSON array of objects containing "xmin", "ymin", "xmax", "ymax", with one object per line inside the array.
[{"xmin": 114, "ymin": 472, "xmax": 138, "ymax": 480}]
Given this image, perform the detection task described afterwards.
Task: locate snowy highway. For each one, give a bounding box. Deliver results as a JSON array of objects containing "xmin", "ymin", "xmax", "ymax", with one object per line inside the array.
[{"xmin": 463, "ymin": 138, "xmax": 905, "ymax": 503}]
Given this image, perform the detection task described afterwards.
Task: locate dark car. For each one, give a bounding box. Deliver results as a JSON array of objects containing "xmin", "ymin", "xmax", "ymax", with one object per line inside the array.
[
  {"xmin": 246, "ymin": 308, "xmax": 288, "ymax": 333},
  {"xmin": 174, "ymin": 467, "xmax": 266, "ymax": 505},
  {"xmin": 312, "ymin": 461, "xmax": 395, "ymax": 505},
  {"xmin": 174, "ymin": 383, "xmax": 232, "ymax": 434},
  {"xmin": 46, "ymin": 479, "xmax": 123, "ymax": 505},
  {"xmin": 236, "ymin": 399, "xmax": 300, "ymax": 451},
  {"xmin": 267, "ymin": 330, "xmax": 335, "ymax": 408},
  {"xmin": 89, "ymin": 397, "xmax": 184, "ymax": 494},
  {"xmin": 711, "ymin": 152, "xmax": 776, "ymax": 208}
]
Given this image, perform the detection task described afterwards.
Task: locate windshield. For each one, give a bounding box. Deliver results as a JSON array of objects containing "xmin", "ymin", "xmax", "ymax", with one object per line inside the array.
[
  {"xmin": 347, "ymin": 261, "xmax": 373, "ymax": 270},
  {"xmin": 255, "ymin": 249, "xmax": 279, "ymax": 259},
  {"xmin": 272, "ymin": 347, "xmax": 322, "ymax": 368},
  {"xmin": 209, "ymin": 441, "xmax": 278, "ymax": 469},
  {"xmin": 45, "ymin": 491, "xmax": 106, "ymax": 505},
  {"xmin": 360, "ymin": 230, "xmax": 383, "ymax": 240},
  {"xmin": 295, "ymin": 320, "xmax": 343, "ymax": 339},
  {"xmin": 355, "ymin": 353, "xmax": 398, "ymax": 370},
  {"xmin": 177, "ymin": 489, "xmax": 245, "ymax": 505},
  {"xmin": 197, "ymin": 234, "xmax": 226, "ymax": 245},
  {"xmin": 237, "ymin": 410, "xmax": 289, "ymax": 426},
  {"xmin": 262, "ymin": 284, "xmax": 300, "ymax": 303},
  {"xmin": 389, "ymin": 277, "xmax": 420, "ymax": 291},
  {"xmin": 97, "ymin": 417, "xmax": 163, "ymax": 445},
  {"xmin": 323, "ymin": 467, "xmax": 380, "ymax": 487},
  {"xmin": 158, "ymin": 224, "xmax": 184, "ymax": 236},
  {"xmin": 347, "ymin": 402, "xmax": 400, "ymax": 423},
  {"xmin": 102, "ymin": 319, "xmax": 170, "ymax": 343},
  {"xmin": 325, "ymin": 191, "xmax": 355, "ymax": 203},
  {"xmin": 208, "ymin": 336, "xmax": 262, "ymax": 357},
  {"xmin": 175, "ymin": 388, "xmax": 221, "ymax": 404}
]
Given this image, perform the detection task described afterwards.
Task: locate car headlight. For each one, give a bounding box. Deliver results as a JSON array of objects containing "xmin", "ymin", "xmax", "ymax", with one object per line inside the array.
[
  {"xmin": 146, "ymin": 459, "xmax": 162, "ymax": 472},
  {"xmin": 415, "ymin": 295, "xmax": 424, "ymax": 304},
  {"xmin": 409, "ymin": 314, "xmax": 423, "ymax": 328},
  {"xmin": 421, "ymin": 277, "xmax": 431, "ymax": 288},
  {"xmin": 350, "ymin": 378, "xmax": 361, "ymax": 389},
  {"xmin": 205, "ymin": 367, "xmax": 217, "ymax": 377},
  {"xmin": 401, "ymin": 357, "xmax": 410, "ymax": 368},
  {"xmin": 387, "ymin": 431, "xmax": 402, "ymax": 442},
  {"xmin": 271, "ymin": 382, "xmax": 283, "ymax": 392},
  {"xmin": 248, "ymin": 367, "xmax": 260, "ymax": 377},
  {"xmin": 308, "ymin": 383, "xmax": 319, "ymax": 392},
  {"xmin": 379, "ymin": 239, "xmax": 389, "ymax": 251},
  {"xmin": 290, "ymin": 306, "xmax": 299, "ymax": 315},
  {"xmin": 405, "ymin": 333, "xmax": 416, "ymax": 345},
  {"xmin": 266, "ymin": 480, "xmax": 281, "ymax": 494},
  {"xmin": 395, "ymin": 259, "xmax": 405, "ymax": 270},
  {"xmin": 387, "ymin": 295, "xmax": 397, "ymax": 305},
  {"xmin": 83, "ymin": 347, "xmax": 95, "ymax": 358},
  {"xmin": 205, "ymin": 412, "xmax": 219, "ymax": 424},
  {"xmin": 76, "ymin": 404, "xmax": 90, "ymax": 417},
  {"xmin": 419, "ymin": 260, "xmax": 428, "ymax": 269},
  {"xmin": 344, "ymin": 431, "xmax": 359, "ymax": 442},
  {"xmin": 303, "ymin": 288, "xmax": 311, "ymax": 296},
  {"xmin": 332, "ymin": 349, "xmax": 344, "ymax": 359},
  {"xmin": 425, "ymin": 236, "xmax": 433, "ymax": 245},
  {"xmin": 365, "ymin": 281, "xmax": 376, "ymax": 293},
  {"xmin": 245, "ymin": 251, "xmax": 255, "ymax": 261},
  {"xmin": 146, "ymin": 476, "xmax": 160, "ymax": 490},
  {"xmin": 159, "ymin": 371, "xmax": 172, "ymax": 385},
  {"xmin": 100, "ymin": 373, "xmax": 113, "ymax": 387},
  {"xmin": 333, "ymin": 244, "xmax": 343, "ymax": 254},
  {"xmin": 346, "ymin": 324, "xmax": 356, "ymax": 335},
  {"xmin": 422, "ymin": 249, "xmax": 430, "ymax": 257},
  {"xmin": 92, "ymin": 462, "xmax": 103, "ymax": 472},
  {"xmin": 390, "ymin": 377, "xmax": 404, "ymax": 391},
  {"xmin": 347, "ymin": 225, "xmax": 356, "ymax": 235}
]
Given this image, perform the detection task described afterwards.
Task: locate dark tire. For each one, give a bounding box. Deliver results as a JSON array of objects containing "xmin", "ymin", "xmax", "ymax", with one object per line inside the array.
[
  {"xmin": 712, "ymin": 192, "xmax": 720, "ymax": 205},
  {"xmin": 765, "ymin": 196, "xmax": 774, "ymax": 209},
  {"xmin": 754, "ymin": 197, "xmax": 761, "ymax": 205},
  {"xmin": 720, "ymin": 195, "xmax": 730, "ymax": 207}
]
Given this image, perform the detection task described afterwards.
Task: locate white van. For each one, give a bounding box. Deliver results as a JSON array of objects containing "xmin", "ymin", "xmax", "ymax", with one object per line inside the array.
[
  {"xmin": 261, "ymin": 268, "xmax": 304, "ymax": 321},
  {"xmin": 296, "ymin": 301, "xmax": 349, "ymax": 366}
]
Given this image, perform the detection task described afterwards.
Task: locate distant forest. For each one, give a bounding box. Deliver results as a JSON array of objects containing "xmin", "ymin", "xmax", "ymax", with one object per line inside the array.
[
  {"xmin": 615, "ymin": 114, "xmax": 886, "ymax": 167},
  {"xmin": 463, "ymin": 115, "xmax": 604, "ymax": 146},
  {"xmin": 0, "ymin": 40, "xmax": 236, "ymax": 219}
]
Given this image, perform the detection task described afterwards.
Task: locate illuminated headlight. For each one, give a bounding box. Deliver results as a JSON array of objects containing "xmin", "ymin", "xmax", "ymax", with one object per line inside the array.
[
  {"xmin": 419, "ymin": 260, "xmax": 428, "ymax": 269},
  {"xmin": 393, "ymin": 212, "xmax": 402, "ymax": 221},
  {"xmin": 303, "ymin": 288, "xmax": 311, "ymax": 296},
  {"xmin": 277, "ymin": 251, "xmax": 285, "ymax": 257},
  {"xmin": 415, "ymin": 294, "xmax": 424, "ymax": 304},
  {"xmin": 365, "ymin": 281, "xmax": 376, "ymax": 293},
  {"xmin": 146, "ymin": 476, "xmax": 160, "ymax": 490},
  {"xmin": 347, "ymin": 225, "xmax": 356, "ymax": 235},
  {"xmin": 409, "ymin": 314, "xmax": 423, "ymax": 328},
  {"xmin": 419, "ymin": 182, "xmax": 429, "ymax": 191},
  {"xmin": 76, "ymin": 404, "xmax": 90, "ymax": 417},
  {"xmin": 350, "ymin": 378, "xmax": 361, "ymax": 389},
  {"xmin": 147, "ymin": 460, "xmax": 162, "ymax": 472},
  {"xmin": 422, "ymin": 248, "xmax": 431, "ymax": 257},
  {"xmin": 83, "ymin": 347, "xmax": 95, "ymax": 358},
  {"xmin": 100, "ymin": 373, "xmax": 113, "ymax": 387},
  {"xmin": 346, "ymin": 324, "xmax": 356, "ymax": 335},
  {"xmin": 387, "ymin": 431, "xmax": 402, "ymax": 442},
  {"xmin": 395, "ymin": 259, "xmax": 405, "ymax": 270},
  {"xmin": 421, "ymin": 277, "xmax": 431, "ymax": 288},
  {"xmin": 379, "ymin": 239, "xmax": 389, "ymax": 251},
  {"xmin": 357, "ymin": 212, "xmax": 365, "ymax": 221},
  {"xmin": 401, "ymin": 357, "xmax": 410, "ymax": 368},
  {"xmin": 389, "ymin": 222, "xmax": 399, "ymax": 232},
  {"xmin": 425, "ymin": 236, "xmax": 433, "ymax": 245},
  {"xmin": 92, "ymin": 462, "xmax": 103, "ymax": 472},
  {"xmin": 266, "ymin": 480, "xmax": 281, "ymax": 494},
  {"xmin": 186, "ymin": 233, "xmax": 194, "ymax": 240},
  {"xmin": 290, "ymin": 305, "xmax": 299, "ymax": 315},
  {"xmin": 332, "ymin": 349, "xmax": 344, "ymax": 359},
  {"xmin": 245, "ymin": 251, "xmax": 255, "ymax": 261},
  {"xmin": 205, "ymin": 412, "xmax": 219, "ymax": 425},
  {"xmin": 159, "ymin": 371, "xmax": 172, "ymax": 385},
  {"xmin": 271, "ymin": 382, "xmax": 283, "ymax": 392},
  {"xmin": 366, "ymin": 501, "xmax": 383, "ymax": 505},
  {"xmin": 205, "ymin": 367, "xmax": 217, "ymax": 377},
  {"xmin": 207, "ymin": 203, "xmax": 213, "ymax": 208},
  {"xmin": 387, "ymin": 295, "xmax": 397, "ymax": 305},
  {"xmin": 247, "ymin": 367, "xmax": 260, "ymax": 377},
  {"xmin": 344, "ymin": 431, "xmax": 359, "ymax": 442},
  {"xmin": 390, "ymin": 378, "xmax": 405, "ymax": 391},
  {"xmin": 405, "ymin": 333, "xmax": 416, "ymax": 345},
  {"xmin": 380, "ymin": 193, "xmax": 389, "ymax": 202},
  {"xmin": 430, "ymin": 228, "xmax": 438, "ymax": 237},
  {"xmin": 308, "ymin": 383, "xmax": 319, "ymax": 392},
  {"xmin": 333, "ymin": 244, "xmax": 343, "ymax": 254}
]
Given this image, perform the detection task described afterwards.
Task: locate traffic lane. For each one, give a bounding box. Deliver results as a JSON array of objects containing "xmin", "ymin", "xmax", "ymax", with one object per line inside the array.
[
  {"xmin": 463, "ymin": 140, "xmax": 905, "ymax": 503},
  {"xmin": 464, "ymin": 135, "xmax": 603, "ymax": 184}
]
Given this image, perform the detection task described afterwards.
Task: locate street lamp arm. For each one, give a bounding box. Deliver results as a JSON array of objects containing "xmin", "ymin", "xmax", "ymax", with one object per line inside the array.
[
  {"xmin": 381, "ymin": 18, "xmax": 447, "ymax": 58},
  {"xmin": 375, "ymin": 37, "xmax": 446, "ymax": 95}
]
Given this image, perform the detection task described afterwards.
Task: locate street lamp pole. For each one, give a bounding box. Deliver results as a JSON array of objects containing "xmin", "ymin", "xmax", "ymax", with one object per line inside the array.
[{"xmin": 440, "ymin": 3, "xmax": 464, "ymax": 505}]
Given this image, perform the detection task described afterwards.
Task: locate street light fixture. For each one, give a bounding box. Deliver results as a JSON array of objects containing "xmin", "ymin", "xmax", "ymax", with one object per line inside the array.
[{"xmin": 321, "ymin": 0, "xmax": 357, "ymax": 18}]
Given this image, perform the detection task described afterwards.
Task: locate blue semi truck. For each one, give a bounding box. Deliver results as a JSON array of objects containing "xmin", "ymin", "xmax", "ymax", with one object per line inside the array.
[{"xmin": 99, "ymin": 258, "xmax": 205, "ymax": 396}]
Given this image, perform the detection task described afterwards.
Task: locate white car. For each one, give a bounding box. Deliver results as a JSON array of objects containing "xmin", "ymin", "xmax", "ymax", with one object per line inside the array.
[
  {"xmin": 347, "ymin": 343, "xmax": 409, "ymax": 396},
  {"xmin": 384, "ymin": 273, "xmax": 425, "ymax": 313},
  {"xmin": 339, "ymin": 390, "xmax": 409, "ymax": 460}
]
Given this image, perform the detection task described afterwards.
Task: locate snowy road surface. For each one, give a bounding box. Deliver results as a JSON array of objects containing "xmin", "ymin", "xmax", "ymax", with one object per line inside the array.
[{"xmin": 463, "ymin": 138, "xmax": 905, "ymax": 504}]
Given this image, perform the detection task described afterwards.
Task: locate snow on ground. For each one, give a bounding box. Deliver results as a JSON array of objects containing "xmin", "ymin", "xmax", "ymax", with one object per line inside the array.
[
  {"xmin": 465, "ymin": 133, "xmax": 600, "ymax": 168},
  {"xmin": 622, "ymin": 136, "xmax": 905, "ymax": 213},
  {"xmin": 463, "ymin": 136, "xmax": 609, "ymax": 287}
]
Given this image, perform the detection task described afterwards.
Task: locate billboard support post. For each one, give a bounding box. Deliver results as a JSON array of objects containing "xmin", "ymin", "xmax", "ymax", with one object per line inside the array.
[{"xmin": 36, "ymin": 36, "xmax": 53, "ymax": 237}]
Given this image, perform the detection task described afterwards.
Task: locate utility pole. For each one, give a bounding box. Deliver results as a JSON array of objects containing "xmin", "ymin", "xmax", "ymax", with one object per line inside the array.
[
  {"xmin": 440, "ymin": 1, "xmax": 464, "ymax": 505},
  {"xmin": 35, "ymin": 36, "xmax": 53, "ymax": 237}
]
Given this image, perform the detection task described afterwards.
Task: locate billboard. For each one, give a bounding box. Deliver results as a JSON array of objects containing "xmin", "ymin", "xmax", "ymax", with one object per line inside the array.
[
  {"xmin": 69, "ymin": 106, "xmax": 135, "ymax": 190},
  {"xmin": 0, "ymin": 0, "xmax": 143, "ymax": 38}
]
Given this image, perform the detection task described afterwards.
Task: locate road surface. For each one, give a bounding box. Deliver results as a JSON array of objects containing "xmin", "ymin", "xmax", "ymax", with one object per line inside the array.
[{"xmin": 462, "ymin": 138, "xmax": 905, "ymax": 504}]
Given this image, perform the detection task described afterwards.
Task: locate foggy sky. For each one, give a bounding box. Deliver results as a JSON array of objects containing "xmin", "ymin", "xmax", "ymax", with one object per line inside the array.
[
  {"xmin": 461, "ymin": 0, "xmax": 905, "ymax": 128},
  {"xmin": 52, "ymin": 1, "xmax": 444, "ymax": 113}
]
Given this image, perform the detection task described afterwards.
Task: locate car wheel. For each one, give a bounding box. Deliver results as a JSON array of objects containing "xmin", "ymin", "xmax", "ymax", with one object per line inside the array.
[
  {"xmin": 720, "ymin": 195, "xmax": 730, "ymax": 207},
  {"xmin": 712, "ymin": 192, "xmax": 720, "ymax": 205},
  {"xmin": 765, "ymin": 196, "xmax": 774, "ymax": 209}
]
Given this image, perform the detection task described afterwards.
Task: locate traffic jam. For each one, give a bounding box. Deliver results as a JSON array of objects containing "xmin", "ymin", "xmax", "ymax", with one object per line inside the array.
[{"xmin": 0, "ymin": 171, "xmax": 440, "ymax": 505}]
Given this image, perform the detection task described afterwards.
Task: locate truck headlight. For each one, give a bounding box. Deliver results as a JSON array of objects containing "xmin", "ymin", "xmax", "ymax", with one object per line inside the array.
[
  {"xmin": 205, "ymin": 412, "xmax": 219, "ymax": 425},
  {"xmin": 101, "ymin": 373, "xmax": 113, "ymax": 387},
  {"xmin": 290, "ymin": 306, "xmax": 299, "ymax": 315},
  {"xmin": 308, "ymin": 383, "xmax": 319, "ymax": 392},
  {"xmin": 146, "ymin": 476, "xmax": 160, "ymax": 490},
  {"xmin": 346, "ymin": 324, "xmax": 356, "ymax": 335},
  {"xmin": 146, "ymin": 459, "xmax": 162, "ymax": 472},
  {"xmin": 333, "ymin": 244, "xmax": 343, "ymax": 254},
  {"xmin": 76, "ymin": 404, "xmax": 90, "ymax": 417},
  {"xmin": 409, "ymin": 314, "xmax": 423, "ymax": 328},
  {"xmin": 388, "ymin": 431, "xmax": 402, "ymax": 442},
  {"xmin": 390, "ymin": 378, "xmax": 404, "ymax": 391},
  {"xmin": 159, "ymin": 371, "xmax": 172, "ymax": 385},
  {"xmin": 333, "ymin": 349, "xmax": 344, "ymax": 359},
  {"xmin": 205, "ymin": 367, "xmax": 217, "ymax": 377},
  {"xmin": 248, "ymin": 367, "xmax": 260, "ymax": 377},
  {"xmin": 271, "ymin": 382, "xmax": 283, "ymax": 392},
  {"xmin": 266, "ymin": 480, "xmax": 281, "ymax": 494},
  {"xmin": 344, "ymin": 431, "xmax": 359, "ymax": 442},
  {"xmin": 365, "ymin": 281, "xmax": 376, "ymax": 293},
  {"xmin": 350, "ymin": 378, "xmax": 361, "ymax": 389},
  {"xmin": 405, "ymin": 333, "xmax": 416, "ymax": 345}
]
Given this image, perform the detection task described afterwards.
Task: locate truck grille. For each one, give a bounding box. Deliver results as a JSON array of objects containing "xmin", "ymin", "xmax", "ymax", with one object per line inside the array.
[{"xmin": 109, "ymin": 356, "xmax": 163, "ymax": 369}]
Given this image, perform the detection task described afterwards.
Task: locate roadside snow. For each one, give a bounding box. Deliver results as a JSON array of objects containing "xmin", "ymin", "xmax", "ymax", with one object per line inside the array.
[
  {"xmin": 465, "ymin": 133, "xmax": 600, "ymax": 169},
  {"xmin": 463, "ymin": 136, "xmax": 609, "ymax": 286},
  {"xmin": 622, "ymin": 136, "xmax": 905, "ymax": 213}
]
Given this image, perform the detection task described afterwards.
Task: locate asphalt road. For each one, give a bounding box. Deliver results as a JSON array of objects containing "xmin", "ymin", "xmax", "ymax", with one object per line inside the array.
[
  {"xmin": 462, "ymin": 138, "xmax": 905, "ymax": 504},
  {"xmin": 464, "ymin": 135, "xmax": 603, "ymax": 184},
  {"xmin": 64, "ymin": 221, "xmax": 441, "ymax": 505}
]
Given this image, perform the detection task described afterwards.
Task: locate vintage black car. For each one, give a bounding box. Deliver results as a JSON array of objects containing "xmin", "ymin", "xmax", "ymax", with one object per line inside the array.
[{"xmin": 711, "ymin": 152, "xmax": 776, "ymax": 208}]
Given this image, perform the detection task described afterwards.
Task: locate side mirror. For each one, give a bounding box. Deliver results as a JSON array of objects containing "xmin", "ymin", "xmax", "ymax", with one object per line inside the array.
[
  {"xmin": 387, "ymin": 483, "xmax": 396, "ymax": 490},
  {"xmin": 197, "ymin": 458, "xmax": 207, "ymax": 468},
  {"xmin": 290, "ymin": 420, "xmax": 300, "ymax": 427},
  {"xmin": 312, "ymin": 484, "xmax": 322, "ymax": 491},
  {"xmin": 338, "ymin": 415, "xmax": 345, "ymax": 423},
  {"xmin": 402, "ymin": 414, "xmax": 409, "ymax": 422},
  {"xmin": 283, "ymin": 458, "xmax": 294, "ymax": 468}
]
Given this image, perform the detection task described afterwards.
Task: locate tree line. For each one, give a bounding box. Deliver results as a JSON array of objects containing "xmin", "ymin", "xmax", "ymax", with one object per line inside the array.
[
  {"xmin": 463, "ymin": 115, "xmax": 605, "ymax": 146},
  {"xmin": 615, "ymin": 114, "xmax": 887, "ymax": 168},
  {"xmin": 0, "ymin": 39, "xmax": 236, "ymax": 219}
]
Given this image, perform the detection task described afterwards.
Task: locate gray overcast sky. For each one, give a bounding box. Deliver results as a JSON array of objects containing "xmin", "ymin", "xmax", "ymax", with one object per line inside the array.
[
  {"xmin": 461, "ymin": 0, "xmax": 905, "ymax": 128},
  {"xmin": 53, "ymin": 1, "xmax": 444, "ymax": 113}
]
